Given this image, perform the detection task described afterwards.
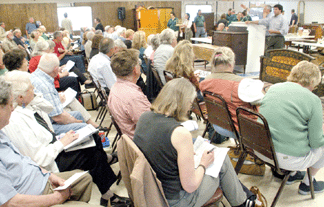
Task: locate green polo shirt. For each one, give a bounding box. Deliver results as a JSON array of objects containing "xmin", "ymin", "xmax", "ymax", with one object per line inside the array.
[{"xmin": 194, "ymin": 15, "xmax": 205, "ymax": 27}]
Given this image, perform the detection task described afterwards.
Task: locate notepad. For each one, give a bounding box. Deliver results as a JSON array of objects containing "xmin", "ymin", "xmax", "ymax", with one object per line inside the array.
[
  {"xmin": 54, "ymin": 171, "xmax": 88, "ymax": 191},
  {"xmin": 193, "ymin": 136, "xmax": 229, "ymax": 178}
]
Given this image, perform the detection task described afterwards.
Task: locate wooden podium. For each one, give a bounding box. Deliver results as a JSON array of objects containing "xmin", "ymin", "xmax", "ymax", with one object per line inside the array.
[{"xmin": 212, "ymin": 31, "xmax": 248, "ymax": 69}]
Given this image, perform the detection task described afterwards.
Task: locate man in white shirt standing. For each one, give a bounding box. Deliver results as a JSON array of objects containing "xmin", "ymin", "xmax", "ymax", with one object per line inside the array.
[
  {"xmin": 246, "ymin": 4, "xmax": 288, "ymax": 50},
  {"xmin": 88, "ymin": 38, "xmax": 117, "ymax": 93}
]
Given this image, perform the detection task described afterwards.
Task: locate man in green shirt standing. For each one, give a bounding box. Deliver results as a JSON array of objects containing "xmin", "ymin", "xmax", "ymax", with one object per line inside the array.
[{"xmin": 193, "ymin": 9, "xmax": 206, "ymax": 42}]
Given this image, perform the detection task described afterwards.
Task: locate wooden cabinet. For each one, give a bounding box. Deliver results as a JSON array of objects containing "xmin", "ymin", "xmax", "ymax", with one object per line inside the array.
[
  {"xmin": 212, "ymin": 31, "xmax": 248, "ymax": 66},
  {"xmin": 134, "ymin": 6, "xmax": 173, "ymax": 38}
]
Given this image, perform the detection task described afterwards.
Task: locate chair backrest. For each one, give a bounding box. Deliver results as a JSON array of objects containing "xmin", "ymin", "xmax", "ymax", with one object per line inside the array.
[
  {"xmin": 151, "ymin": 66, "xmax": 164, "ymax": 88},
  {"xmin": 117, "ymin": 135, "xmax": 169, "ymax": 207},
  {"xmin": 236, "ymin": 107, "xmax": 280, "ymax": 172},
  {"xmin": 203, "ymin": 91, "xmax": 239, "ymax": 139},
  {"xmin": 163, "ymin": 70, "xmax": 175, "ymax": 83}
]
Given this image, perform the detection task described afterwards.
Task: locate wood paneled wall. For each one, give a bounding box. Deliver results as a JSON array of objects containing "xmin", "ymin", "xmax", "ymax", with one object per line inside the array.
[
  {"xmin": 0, "ymin": 1, "xmax": 180, "ymax": 35},
  {"xmin": 0, "ymin": 3, "xmax": 58, "ymax": 36},
  {"xmin": 75, "ymin": 1, "xmax": 181, "ymax": 30}
]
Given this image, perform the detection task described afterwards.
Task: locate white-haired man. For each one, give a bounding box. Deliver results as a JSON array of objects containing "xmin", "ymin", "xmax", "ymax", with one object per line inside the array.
[
  {"xmin": 2, "ymin": 31, "xmax": 19, "ymax": 52},
  {"xmin": 13, "ymin": 29, "xmax": 28, "ymax": 50},
  {"xmin": 26, "ymin": 17, "xmax": 37, "ymax": 39},
  {"xmin": 88, "ymin": 38, "xmax": 117, "ymax": 93},
  {"xmin": 153, "ymin": 28, "xmax": 177, "ymax": 84},
  {"xmin": 53, "ymin": 31, "xmax": 86, "ymax": 73},
  {"xmin": 30, "ymin": 53, "xmax": 99, "ymax": 134},
  {"xmin": 84, "ymin": 31, "xmax": 95, "ymax": 59}
]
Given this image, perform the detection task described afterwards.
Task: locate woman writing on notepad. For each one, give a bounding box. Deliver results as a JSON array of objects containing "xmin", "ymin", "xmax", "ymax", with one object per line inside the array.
[
  {"xmin": 2, "ymin": 71, "xmax": 130, "ymax": 206},
  {"xmin": 133, "ymin": 78, "xmax": 264, "ymax": 207}
]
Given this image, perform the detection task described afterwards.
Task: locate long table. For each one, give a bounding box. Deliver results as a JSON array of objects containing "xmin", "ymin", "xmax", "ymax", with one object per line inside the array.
[
  {"xmin": 291, "ymin": 41, "xmax": 324, "ymax": 53},
  {"xmin": 190, "ymin": 37, "xmax": 212, "ymax": 44}
]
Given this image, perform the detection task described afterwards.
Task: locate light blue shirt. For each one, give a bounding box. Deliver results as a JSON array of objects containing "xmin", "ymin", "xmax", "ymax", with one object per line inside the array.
[
  {"xmin": 259, "ymin": 14, "xmax": 288, "ymax": 36},
  {"xmin": 88, "ymin": 52, "xmax": 117, "ymax": 89},
  {"xmin": 25, "ymin": 22, "xmax": 37, "ymax": 34},
  {"xmin": 0, "ymin": 130, "xmax": 49, "ymax": 205},
  {"xmin": 30, "ymin": 69, "xmax": 63, "ymax": 117}
]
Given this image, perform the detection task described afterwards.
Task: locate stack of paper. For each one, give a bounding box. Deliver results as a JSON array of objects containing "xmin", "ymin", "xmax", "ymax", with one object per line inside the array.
[
  {"xmin": 57, "ymin": 124, "xmax": 98, "ymax": 152},
  {"xmin": 54, "ymin": 171, "xmax": 89, "ymax": 191},
  {"xmin": 62, "ymin": 60, "xmax": 75, "ymax": 72}
]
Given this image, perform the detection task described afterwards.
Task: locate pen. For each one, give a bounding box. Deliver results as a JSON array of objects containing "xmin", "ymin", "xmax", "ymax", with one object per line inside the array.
[{"xmin": 207, "ymin": 147, "xmax": 215, "ymax": 154}]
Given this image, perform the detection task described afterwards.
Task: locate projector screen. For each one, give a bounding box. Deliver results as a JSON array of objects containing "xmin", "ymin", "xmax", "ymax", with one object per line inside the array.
[{"xmin": 57, "ymin": 6, "xmax": 93, "ymax": 31}]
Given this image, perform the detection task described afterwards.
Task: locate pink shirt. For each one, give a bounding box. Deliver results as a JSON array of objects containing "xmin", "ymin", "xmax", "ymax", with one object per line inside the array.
[{"xmin": 108, "ymin": 78, "xmax": 151, "ymax": 139}]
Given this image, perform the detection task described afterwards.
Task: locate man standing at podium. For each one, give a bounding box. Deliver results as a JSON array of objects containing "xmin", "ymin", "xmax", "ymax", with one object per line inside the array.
[
  {"xmin": 246, "ymin": 4, "xmax": 288, "ymax": 50},
  {"xmin": 194, "ymin": 9, "xmax": 207, "ymax": 41}
]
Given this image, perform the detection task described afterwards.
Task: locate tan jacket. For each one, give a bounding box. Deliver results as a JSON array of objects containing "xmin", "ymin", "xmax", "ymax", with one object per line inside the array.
[{"xmin": 117, "ymin": 135, "xmax": 169, "ymax": 207}]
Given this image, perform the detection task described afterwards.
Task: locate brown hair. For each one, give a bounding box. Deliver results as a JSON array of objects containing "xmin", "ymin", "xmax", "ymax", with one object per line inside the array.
[
  {"xmin": 125, "ymin": 29, "xmax": 135, "ymax": 39},
  {"xmin": 110, "ymin": 49, "xmax": 140, "ymax": 77},
  {"xmin": 91, "ymin": 34, "xmax": 104, "ymax": 49}
]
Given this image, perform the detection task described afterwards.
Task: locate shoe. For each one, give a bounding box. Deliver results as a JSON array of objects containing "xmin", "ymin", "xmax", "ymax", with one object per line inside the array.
[
  {"xmin": 108, "ymin": 151, "xmax": 118, "ymax": 165},
  {"xmin": 110, "ymin": 194, "xmax": 131, "ymax": 206},
  {"xmin": 298, "ymin": 179, "xmax": 324, "ymax": 195},
  {"xmin": 286, "ymin": 171, "xmax": 306, "ymax": 185},
  {"xmin": 100, "ymin": 198, "xmax": 109, "ymax": 207}
]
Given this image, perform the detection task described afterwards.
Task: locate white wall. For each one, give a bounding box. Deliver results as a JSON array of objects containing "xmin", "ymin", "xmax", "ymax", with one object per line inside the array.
[{"xmin": 305, "ymin": 1, "xmax": 324, "ymax": 24}]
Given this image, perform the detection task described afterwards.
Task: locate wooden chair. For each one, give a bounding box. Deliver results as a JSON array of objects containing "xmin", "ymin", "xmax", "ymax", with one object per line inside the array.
[
  {"xmin": 235, "ymin": 107, "xmax": 315, "ymax": 207},
  {"xmin": 118, "ymin": 135, "xmax": 224, "ymax": 207},
  {"xmin": 151, "ymin": 66, "xmax": 164, "ymax": 88},
  {"xmin": 163, "ymin": 70, "xmax": 175, "ymax": 83},
  {"xmin": 203, "ymin": 91, "xmax": 239, "ymax": 143}
]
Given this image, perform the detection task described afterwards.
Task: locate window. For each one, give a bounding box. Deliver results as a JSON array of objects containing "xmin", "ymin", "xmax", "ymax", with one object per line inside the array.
[
  {"xmin": 57, "ymin": 6, "xmax": 92, "ymax": 31},
  {"xmin": 185, "ymin": 5, "xmax": 213, "ymax": 21}
]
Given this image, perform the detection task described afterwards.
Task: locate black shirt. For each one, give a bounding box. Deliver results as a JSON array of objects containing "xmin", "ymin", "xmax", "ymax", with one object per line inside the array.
[
  {"xmin": 95, "ymin": 23, "xmax": 104, "ymax": 32},
  {"xmin": 133, "ymin": 111, "xmax": 182, "ymax": 199},
  {"xmin": 290, "ymin": 13, "xmax": 298, "ymax": 26}
]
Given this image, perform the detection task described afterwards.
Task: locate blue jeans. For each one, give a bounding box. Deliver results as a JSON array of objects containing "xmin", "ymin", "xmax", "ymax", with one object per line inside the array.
[
  {"xmin": 212, "ymin": 124, "xmax": 236, "ymax": 138},
  {"xmin": 52, "ymin": 111, "xmax": 87, "ymax": 134},
  {"xmin": 195, "ymin": 27, "xmax": 207, "ymax": 43},
  {"xmin": 60, "ymin": 55, "xmax": 86, "ymax": 73}
]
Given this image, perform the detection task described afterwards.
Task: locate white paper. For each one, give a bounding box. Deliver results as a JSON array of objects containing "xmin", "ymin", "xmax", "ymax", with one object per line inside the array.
[
  {"xmin": 62, "ymin": 60, "xmax": 75, "ymax": 72},
  {"xmin": 54, "ymin": 171, "xmax": 88, "ymax": 191},
  {"xmin": 61, "ymin": 88, "xmax": 77, "ymax": 108},
  {"xmin": 194, "ymin": 70, "xmax": 211, "ymax": 78},
  {"xmin": 64, "ymin": 137, "xmax": 96, "ymax": 152},
  {"xmin": 63, "ymin": 124, "xmax": 99, "ymax": 151},
  {"xmin": 69, "ymin": 72, "xmax": 78, "ymax": 77},
  {"xmin": 181, "ymin": 120, "xmax": 198, "ymax": 131},
  {"xmin": 193, "ymin": 136, "xmax": 229, "ymax": 178}
]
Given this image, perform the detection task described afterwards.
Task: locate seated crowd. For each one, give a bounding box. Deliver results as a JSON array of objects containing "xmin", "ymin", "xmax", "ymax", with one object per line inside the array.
[{"xmin": 0, "ymin": 15, "xmax": 323, "ymax": 207}]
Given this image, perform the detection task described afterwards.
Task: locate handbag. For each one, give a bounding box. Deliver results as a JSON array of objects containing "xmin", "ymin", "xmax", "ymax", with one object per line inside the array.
[
  {"xmin": 228, "ymin": 146, "xmax": 265, "ymax": 176},
  {"xmin": 80, "ymin": 90, "xmax": 98, "ymax": 110}
]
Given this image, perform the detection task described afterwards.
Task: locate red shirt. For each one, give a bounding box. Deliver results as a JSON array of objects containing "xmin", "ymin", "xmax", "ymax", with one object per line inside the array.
[
  {"xmin": 29, "ymin": 55, "xmax": 60, "ymax": 88},
  {"xmin": 53, "ymin": 40, "xmax": 65, "ymax": 57}
]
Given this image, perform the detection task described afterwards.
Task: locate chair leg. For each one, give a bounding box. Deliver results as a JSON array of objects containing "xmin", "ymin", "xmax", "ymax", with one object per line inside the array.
[
  {"xmin": 202, "ymin": 122, "xmax": 210, "ymax": 138},
  {"xmin": 116, "ymin": 171, "xmax": 122, "ymax": 185},
  {"xmin": 234, "ymin": 151, "xmax": 248, "ymax": 174},
  {"xmin": 98, "ymin": 108, "xmax": 108, "ymax": 127},
  {"xmin": 271, "ymin": 174, "xmax": 290, "ymax": 207},
  {"xmin": 112, "ymin": 134, "xmax": 121, "ymax": 153},
  {"xmin": 307, "ymin": 168, "xmax": 315, "ymax": 199},
  {"xmin": 95, "ymin": 106, "xmax": 104, "ymax": 122},
  {"xmin": 105, "ymin": 122, "xmax": 113, "ymax": 137}
]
